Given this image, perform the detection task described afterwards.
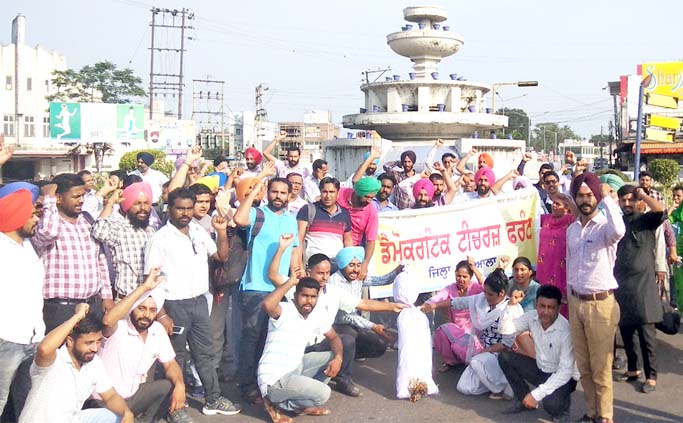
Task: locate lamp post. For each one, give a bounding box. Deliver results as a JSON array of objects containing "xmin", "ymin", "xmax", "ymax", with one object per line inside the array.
[
  {"xmin": 633, "ymin": 74, "xmax": 653, "ymax": 181},
  {"xmin": 491, "ymin": 81, "xmax": 539, "ymax": 115}
]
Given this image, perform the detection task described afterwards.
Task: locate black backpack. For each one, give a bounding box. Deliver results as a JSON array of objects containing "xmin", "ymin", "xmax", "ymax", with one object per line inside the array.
[{"xmin": 212, "ymin": 208, "xmax": 265, "ymax": 291}]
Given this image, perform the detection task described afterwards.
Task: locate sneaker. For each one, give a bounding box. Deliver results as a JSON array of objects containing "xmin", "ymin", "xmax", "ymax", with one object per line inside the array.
[
  {"xmin": 202, "ymin": 396, "xmax": 241, "ymax": 416},
  {"xmin": 168, "ymin": 408, "xmax": 194, "ymax": 423},
  {"xmin": 333, "ymin": 378, "xmax": 361, "ymax": 397}
]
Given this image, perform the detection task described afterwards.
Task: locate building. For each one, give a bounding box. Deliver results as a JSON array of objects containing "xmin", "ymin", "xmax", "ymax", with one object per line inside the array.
[
  {"xmin": 279, "ymin": 111, "xmax": 339, "ymax": 164},
  {"xmin": 0, "ymin": 14, "xmax": 90, "ymax": 181}
]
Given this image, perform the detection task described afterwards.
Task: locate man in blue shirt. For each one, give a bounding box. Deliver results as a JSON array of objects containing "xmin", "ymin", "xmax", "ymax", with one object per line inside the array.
[{"xmin": 233, "ymin": 164, "xmax": 301, "ymax": 404}]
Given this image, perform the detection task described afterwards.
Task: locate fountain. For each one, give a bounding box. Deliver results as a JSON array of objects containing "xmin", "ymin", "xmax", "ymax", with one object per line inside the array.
[{"xmin": 326, "ymin": 5, "xmax": 525, "ymax": 179}]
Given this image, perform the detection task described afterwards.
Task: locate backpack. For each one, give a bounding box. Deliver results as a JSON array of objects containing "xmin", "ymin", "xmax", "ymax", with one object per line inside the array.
[{"xmin": 212, "ymin": 208, "xmax": 265, "ymax": 291}]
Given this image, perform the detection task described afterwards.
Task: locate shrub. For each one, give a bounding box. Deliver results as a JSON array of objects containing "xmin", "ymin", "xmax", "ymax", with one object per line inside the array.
[
  {"xmin": 595, "ymin": 168, "xmax": 631, "ymax": 182},
  {"xmin": 119, "ymin": 149, "xmax": 175, "ymax": 177},
  {"xmin": 648, "ymin": 159, "xmax": 679, "ymax": 187}
]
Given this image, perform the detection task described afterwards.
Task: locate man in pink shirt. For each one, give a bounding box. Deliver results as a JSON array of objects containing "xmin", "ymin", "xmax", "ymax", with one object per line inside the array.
[
  {"xmin": 337, "ymin": 177, "xmax": 380, "ymax": 280},
  {"xmin": 100, "ymin": 269, "xmax": 192, "ymax": 423}
]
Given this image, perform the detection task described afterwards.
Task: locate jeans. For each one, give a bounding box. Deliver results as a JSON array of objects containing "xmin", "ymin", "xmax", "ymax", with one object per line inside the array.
[
  {"xmin": 79, "ymin": 408, "xmax": 121, "ymax": 423},
  {"xmin": 126, "ymin": 380, "xmax": 173, "ymax": 423},
  {"xmin": 164, "ymin": 295, "xmax": 220, "ymax": 402},
  {"xmin": 209, "ymin": 285, "xmax": 240, "ymax": 376},
  {"xmin": 305, "ymin": 333, "xmax": 355, "ymax": 382},
  {"xmin": 43, "ymin": 297, "xmax": 103, "ymax": 333},
  {"xmin": 237, "ymin": 290, "xmax": 270, "ymax": 394},
  {"xmin": 498, "ymin": 351, "xmax": 577, "ymax": 417},
  {"xmin": 266, "ymin": 352, "xmax": 333, "ymax": 412},
  {"xmin": 0, "ymin": 340, "xmax": 35, "ymax": 415},
  {"xmin": 620, "ymin": 323, "xmax": 658, "ymax": 380}
]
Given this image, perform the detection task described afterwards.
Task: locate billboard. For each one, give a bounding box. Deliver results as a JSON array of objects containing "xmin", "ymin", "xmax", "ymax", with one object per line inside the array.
[
  {"xmin": 638, "ymin": 62, "xmax": 683, "ymax": 97},
  {"xmin": 146, "ymin": 119, "xmax": 197, "ymax": 151},
  {"xmin": 49, "ymin": 102, "xmax": 144, "ymax": 143}
]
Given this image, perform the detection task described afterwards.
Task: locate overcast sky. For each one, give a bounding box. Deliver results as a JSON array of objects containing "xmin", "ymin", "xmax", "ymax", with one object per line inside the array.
[{"xmin": 3, "ymin": 0, "xmax": 683, "ymax": 138}]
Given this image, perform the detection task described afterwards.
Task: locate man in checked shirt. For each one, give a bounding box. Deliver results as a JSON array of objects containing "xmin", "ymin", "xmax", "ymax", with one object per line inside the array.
[{"xmin": 32, "ymin": 173, "xmax": 114, "ymax": 332}]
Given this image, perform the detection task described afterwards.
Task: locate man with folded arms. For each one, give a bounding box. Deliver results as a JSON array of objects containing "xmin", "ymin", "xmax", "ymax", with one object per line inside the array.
[{"xmin": 99, "ymin": 268, "xmax": 193, "ymax": 423}]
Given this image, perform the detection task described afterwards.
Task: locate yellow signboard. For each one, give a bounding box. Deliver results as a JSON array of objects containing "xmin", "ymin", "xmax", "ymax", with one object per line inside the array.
[
  {"xmin": 645, "ymin": 127, "xmax": 675, "ymax": 143},
  {"xmin": 640, "ymin": 62, "xmax": 683, "ymax": 97},
  {"xmin": 647, "ymin": 114, "xmax": 681, "ymax": 130}
]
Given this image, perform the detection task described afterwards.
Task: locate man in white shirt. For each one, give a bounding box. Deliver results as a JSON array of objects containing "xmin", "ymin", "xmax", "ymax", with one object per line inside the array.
[
  {"xmin": 130, "ymin": 152, "xmax": 169, "ymax": 204},
  {"xmin": 259, "ymin": 274, "xmax": 343, "ymax": 423},
  {"xmin": 0, "ymin": 184, "xmax": 44, "ymax": 415},
  {"xmin": 263, "ymin": 131, "xmax": 311, "ymax": 179},
  {"xmin": 498, "ymin": 285, "xmax": 579, "ymax": 423},
  {"xmin": 286, "ymin": 172, "xmax": 307, "ymax": 217},
  {"xmin": 20, "ymin": 305, "xmax": 133, "ymax": 423},
  {"xmin": 144, "ymin": 188, "xmax": 240, "ymax": 416}
]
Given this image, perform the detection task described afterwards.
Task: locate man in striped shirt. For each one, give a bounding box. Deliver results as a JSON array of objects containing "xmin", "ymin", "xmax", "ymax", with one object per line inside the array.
[
  {"xmin": 32, "ymin": 173, "xmax": 114, "ymax": 332},
  {"xmin": 258, "ymin": 273, "xmax": 343, "ymax": 423}
]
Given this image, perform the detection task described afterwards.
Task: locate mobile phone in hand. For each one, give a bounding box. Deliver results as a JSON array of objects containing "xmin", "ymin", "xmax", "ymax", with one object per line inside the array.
[{"xmin": 172, "ymin": 325, "xmax": 185, "ymax": 335}]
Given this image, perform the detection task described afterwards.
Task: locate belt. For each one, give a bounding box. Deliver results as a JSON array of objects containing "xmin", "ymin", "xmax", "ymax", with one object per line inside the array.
[
  {"xmin": 45, "ymin": 296, "xmax": 99, "ymax": 305},
  {"xmin": 570, "ymin": 289, "xmax": 613, "ymax": 301}
]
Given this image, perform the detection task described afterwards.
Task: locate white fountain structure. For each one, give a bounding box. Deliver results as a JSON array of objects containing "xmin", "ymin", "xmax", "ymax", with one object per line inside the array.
[{"xmin": 326, "ymin": 5, "xmax": 526, "ymax": 180}]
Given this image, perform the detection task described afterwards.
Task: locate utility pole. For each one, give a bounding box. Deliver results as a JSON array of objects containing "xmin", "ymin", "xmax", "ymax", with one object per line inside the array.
[
  {"xmin": 361, "ymin": 67, "xmax": 392, "ymax": 85},
  {"xmin": 148, "ymin": 7, "xmax": 194, "ymax": 119},
  {"xmin": 255, "ymin": 83, "xmax": 268, "ymax": 151},
  {"xmin": 192, "ymin": 77, "xmax": 226, "ymax": 155}
]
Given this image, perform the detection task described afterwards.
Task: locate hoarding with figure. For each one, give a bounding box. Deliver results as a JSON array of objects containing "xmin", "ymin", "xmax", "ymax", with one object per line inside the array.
[{"xmin": 49, "ymin": 102, "xmax": 144, "ymax": 144}]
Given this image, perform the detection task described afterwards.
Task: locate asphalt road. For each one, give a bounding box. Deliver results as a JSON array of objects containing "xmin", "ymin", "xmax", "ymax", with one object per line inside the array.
[{"xmin": 184, "ymin": 330, "xmax": 683, "ymax": 423}]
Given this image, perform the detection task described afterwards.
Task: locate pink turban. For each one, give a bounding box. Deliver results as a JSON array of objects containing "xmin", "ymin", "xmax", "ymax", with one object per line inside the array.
[
  {"xmin": 244, "ymin": 147, "xmax": 263, "ymax": 165},
  {"xmin": 0, "ymin": 190, "xmax": 33, "ymax": 232},
  {"xmin": 413, "ymin": 178, "xmax": 435, "ymax": 199},
  {"xmin": 121, "ymin": 182, "xmax": 153, "ymax": 213},
  {"xmin": 475, "ymin": 167, "xmax": 496, "ymax": 186}
]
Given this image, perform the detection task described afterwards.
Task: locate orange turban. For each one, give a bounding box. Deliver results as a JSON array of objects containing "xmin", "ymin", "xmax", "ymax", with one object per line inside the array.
[
  {"xmin": 236, "ymin": 177, "xmax": 265, "ymax": 203},
  {"xmin": 478, "ymin": 153, "xmax": 494, "ymax": 168},
  {"xmin": 0, "ymin": 190, "xmax": 33, "ymax": 232}
]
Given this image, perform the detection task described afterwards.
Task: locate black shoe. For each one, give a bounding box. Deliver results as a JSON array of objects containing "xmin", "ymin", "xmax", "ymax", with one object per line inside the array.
[
  {"xmin": 334, "ymin": 379, "xmax": 361, "ymax": 397},
  {"xmin": 612, "ymin": 356, "xmax": 625, "ymax": 370},
  {"xmin": 501, "ymin": 401, "xmax": 527, "ymax": 415},
  {"xmin": 577, "ymin": 415, "xmax": 595, "ymax": 423},
  {"xmin": 641, "ymin": 381, "xmax": 656, "ymax": 394},
  {"xmin": 615, "ymin": 371, "xmax": 641, "ymax": 382},
  {"xmin": 241, "ymin": 388, "xmax": 263, "ymax": 404}
]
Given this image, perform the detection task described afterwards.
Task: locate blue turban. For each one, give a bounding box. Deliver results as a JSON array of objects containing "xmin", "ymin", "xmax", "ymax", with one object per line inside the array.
[
  {"xmin": 336, "ymin": 247, "xmax": 366, "ymax": 270},
  {"xmin": 0, "ymin": 181, "xmax": 39, "ymax": 203},
  {"xmin": 136, "ymin": 152, "xmax": 155, "ymax": 166},
  {"xmin": 363, "ymin": 152, "xmax": 379, "ymax": 165}
]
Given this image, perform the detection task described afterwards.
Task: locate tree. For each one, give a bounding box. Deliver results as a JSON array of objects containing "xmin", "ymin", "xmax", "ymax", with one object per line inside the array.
[
  {"xmin": 46, "ymin": 61, "xmax": 146, "ymax": 173},
  {"xmin": 648, "ymin": 159, "xmax": 679, "ymax": 187},
  {"xmin": 47, "ymin": 61, "xmax": 146, "ymax": 104},
  {"xmin": 119, "ymin": 149, "xmax": 175, "ymax": 178},
  {"xmin": 497, "ymin": 108, "xmax": 530, "ymax": 141},
  {"xmin": 531, "ymin": 122, "xmax": 579, "ymax": 153}
]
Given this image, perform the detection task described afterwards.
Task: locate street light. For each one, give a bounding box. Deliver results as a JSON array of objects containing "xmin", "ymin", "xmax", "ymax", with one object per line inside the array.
[{"xmin": 491, "ymin": 81, "xmax": 539, "ymax": 114}]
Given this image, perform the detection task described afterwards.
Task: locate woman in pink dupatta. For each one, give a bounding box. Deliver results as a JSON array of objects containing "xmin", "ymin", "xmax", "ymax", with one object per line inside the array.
[
  {"xmin": 427, "ymin": 258, "xmax": 485, "ymax": 372},
  {"xmin": 536, "ymin": 193, "xmax": 577, "ymax": 318}
]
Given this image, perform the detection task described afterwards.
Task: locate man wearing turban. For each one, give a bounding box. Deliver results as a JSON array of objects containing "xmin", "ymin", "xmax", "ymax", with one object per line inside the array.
[
  {"xmin": 412, "ymin": 178, "xmax": 435, "ymax": 209},
  {"xmin": 0, "ymin": 186, "xmax": 45, "ymax": 414},
  {"xmin": 456, "ymin": 148, "xmax": 495, "ymax": 177},
  {"xmin": 99, "ymin": 268, "xmax": 193, "ymax": 422},
  {"xmin": 566, "ymin": 172, "xmax": 625, "ymax": 422},
  {"xmin": 92, "ymin": 182, "xmax": 157, "ymax": 298},
  {"xmin": 468, "ymin": 167, "xmax": 496, "ymax": 200},
  {"xmin": 131, "ymin": 151, "xmax": 169, "ymax": 205},
  {"xmin": 337, "ymin": 178, "xmax": 381, "ymax": 280},
  {"xmin": 383, "ymin": 149, "xmax": 418, "ymax": 209}
]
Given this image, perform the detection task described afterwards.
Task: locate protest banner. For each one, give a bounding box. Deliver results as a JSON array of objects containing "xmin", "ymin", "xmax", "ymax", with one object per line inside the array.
[{"xmin": 369, "ymin": 188, "xmax": 541, "ymax": 298}]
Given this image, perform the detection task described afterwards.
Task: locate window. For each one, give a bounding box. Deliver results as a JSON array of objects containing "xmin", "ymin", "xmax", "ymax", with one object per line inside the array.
[
  {"xmin": 26, "ymin": 77, "xmax": 32, "ymax": 91},
  {"xmin": 5, "ymin": 76, "xmax": 12, "ymax": 90},
  {"xmin": 3, "ymin": 115, "xmax": 15, "ymax": 136},
  {"xmin": 24, "ymin": 115, "xmax": 35, "ymax": 137},
  {"xmin": 43, "ymin": 116, "xmax": 50, "ymax": 138}
]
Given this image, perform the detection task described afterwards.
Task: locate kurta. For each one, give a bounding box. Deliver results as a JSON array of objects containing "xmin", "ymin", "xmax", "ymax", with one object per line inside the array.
[
  {"xmin": 537, "ymin": 214, "xmax": 574, "ymax": 317},
  {"xmin": 614, "ymin": 211, "xmax": 664, "ymax": 326},
  {"xmin": 669, "ymin": 204, "xmax": 683, "ymax": 309}
]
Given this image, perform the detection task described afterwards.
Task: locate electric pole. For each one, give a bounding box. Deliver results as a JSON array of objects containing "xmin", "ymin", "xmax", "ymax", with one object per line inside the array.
[
  {"xmin": 148, "ymin": 7, "xmax": 194, "ymax": 119},
  {"xmin": 192, "ymin": 77, "xmax": 227, "ymax": 155},
  {"xmin": 255, "ymin": 83, "xmax": 268, "ymax": 150}
]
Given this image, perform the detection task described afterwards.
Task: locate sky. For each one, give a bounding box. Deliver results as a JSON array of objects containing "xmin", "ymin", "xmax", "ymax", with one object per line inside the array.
[{"xmin": 2, "ymin": 0, "xmax": 683, "ymax": 138}]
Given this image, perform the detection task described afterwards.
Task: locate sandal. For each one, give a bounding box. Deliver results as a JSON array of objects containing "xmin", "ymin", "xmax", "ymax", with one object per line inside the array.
[
  {"xmin": 263, "ymin": 398, "xmax": 292, "ymax": 423},
  {"xmin": 616, "ymin": 371, "xmax": 641, "ymax": 382},
  {"xmin": 437, "ymin": 363, "xmax": 452, "ymax": 373},
  {"xmin": 302, "ymin": 406, "xmax": 331, "ymax": 416}
]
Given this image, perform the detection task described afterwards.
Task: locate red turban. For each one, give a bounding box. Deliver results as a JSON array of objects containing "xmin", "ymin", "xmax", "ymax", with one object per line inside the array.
[
  {"xmin": 244, "ymin": 148, "xmax": 263, "ymax": 165},
  {"xmin": 413, "ymin": 178, "xmax": 435, "ymax": 199},
  {"xmin": 570, "ymin": 172, "xmax": 602, "ymax": 204},
  {"xmin": 478, "ymin": 153, "xmax": 494, "ymax": 168},
  {"xmin": 121, "ymin": 182, "xmax": 153, "ymax": 213},
  {"xmin": 0, "ymin": 190, "xmax": 33, "ymax": 232},
  {"xmin": 475, "ymin": 167, "xmax": 496, "ymax": 186}
]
